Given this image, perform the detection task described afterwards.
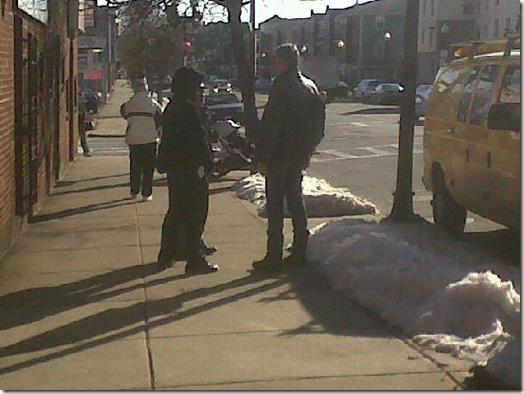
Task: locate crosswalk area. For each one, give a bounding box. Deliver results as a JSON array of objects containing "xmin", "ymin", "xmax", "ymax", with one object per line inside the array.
[
  {"xmin": 312, "ymin": 140, "xmax": 423, "ymax": 163},
  {"xmin": 80, "ymin": 135, "xmax": 129, "ymax": 157}
]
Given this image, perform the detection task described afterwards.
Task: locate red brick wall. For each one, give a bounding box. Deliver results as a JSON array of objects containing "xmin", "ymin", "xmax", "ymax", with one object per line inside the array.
[{"xmin": 0, "ymin": 1, "xmax": 16, "ymax": 257}]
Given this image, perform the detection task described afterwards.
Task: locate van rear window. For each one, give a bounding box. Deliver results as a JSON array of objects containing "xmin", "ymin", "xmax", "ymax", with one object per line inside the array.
[{"xmin": 500, "ymin": 66, "xmax": 520, "ymax": 104}]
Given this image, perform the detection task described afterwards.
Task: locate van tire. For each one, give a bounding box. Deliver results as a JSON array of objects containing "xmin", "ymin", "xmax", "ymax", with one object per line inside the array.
[{"xmin": 432, "ymin": 168, "xmax": 467, "ymax": 237}]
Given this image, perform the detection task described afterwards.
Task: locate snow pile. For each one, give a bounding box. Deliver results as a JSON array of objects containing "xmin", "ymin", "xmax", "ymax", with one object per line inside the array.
[
  {"xmin": 233, "ymin": 173, "xmax": 378, "ymax": 217},
  {"xmin": 308, "ymin": 219, "xmax": 520, "ymax": 388}
]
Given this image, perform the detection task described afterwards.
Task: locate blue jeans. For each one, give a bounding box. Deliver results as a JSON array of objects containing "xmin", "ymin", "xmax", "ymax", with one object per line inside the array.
[{"xmin": 265, "ymin": 171, "xmax": 308, "ymax": 259}]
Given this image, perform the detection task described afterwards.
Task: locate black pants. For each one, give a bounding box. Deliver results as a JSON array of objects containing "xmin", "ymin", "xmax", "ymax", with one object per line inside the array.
[
  {"xmin": 159, "ymin": 173, "xmax": 209, "ymax": 265},
  {"xmin": 265, "ymin": 171, "xmax": 308, "ymax": 259},
  {"xmin": 129, "ymin": 143, "xmax": 156, "ymax": 197}
]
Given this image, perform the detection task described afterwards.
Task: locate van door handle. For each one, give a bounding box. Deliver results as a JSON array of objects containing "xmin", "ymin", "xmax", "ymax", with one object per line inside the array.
[
  {"xmin": 466, "ymin": 148, "xmax": 470, "ymax": 163},
  {"xmin": 487, "ymin": 152, "xmax": 492, "ymax": 168}
]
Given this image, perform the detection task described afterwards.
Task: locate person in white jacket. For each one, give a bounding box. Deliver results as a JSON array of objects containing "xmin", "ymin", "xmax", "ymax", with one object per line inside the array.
[{"xmin": 120, "ymin": 79, "xmax": 163, "ymax": 202}]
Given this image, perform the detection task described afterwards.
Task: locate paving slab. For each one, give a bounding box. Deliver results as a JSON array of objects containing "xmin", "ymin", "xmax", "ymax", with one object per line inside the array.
[
  {"xmin": 161, "ymin": 372, "xmax": 461, "ymax": 390},
  {"xmin": 0, "ymin": 338, "xmax": 150, "ymax": 390},
  {"xmin": 149, "ymin": 332, "xmax": 442, "ymax": 389},
  {"xmin": 0, "ymin": 245, "xmax": 142, "ymax": 275}
]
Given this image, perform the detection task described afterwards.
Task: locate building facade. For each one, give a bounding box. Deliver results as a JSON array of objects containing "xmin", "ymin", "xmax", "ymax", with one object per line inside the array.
[
  {"xmin": 258, "ymin": 0, "xmax": 407, "ymax": 88},
  {"xmin": 0, "ymin": 0, "xmax": 81, "ymax": 258},
  {"xmin": 479, "ymin": 0, "xmax": 521, "ymax": 40},
  {"xmin": 78, "ymin": 2, "xmax": 118, "ymax": 103}
]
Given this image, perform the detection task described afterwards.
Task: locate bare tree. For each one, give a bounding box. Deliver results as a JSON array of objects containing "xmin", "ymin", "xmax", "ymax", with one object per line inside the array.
[{"xmin": 109, "ymin": 0, "xmax": 260, "ymax": 138}]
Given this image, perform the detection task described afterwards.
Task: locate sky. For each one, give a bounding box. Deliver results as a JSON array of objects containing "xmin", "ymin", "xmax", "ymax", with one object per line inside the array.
[{"xmin": 97, "ymin": 0, "xmax": 370, "ymax": 26}]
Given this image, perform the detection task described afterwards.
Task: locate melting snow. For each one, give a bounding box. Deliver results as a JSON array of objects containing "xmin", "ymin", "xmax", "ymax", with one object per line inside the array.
[
  {"xmin": 308, "ymin": 219, "xmax": 520, "ymax": 388},
  {"xmin": 232, "ymin": 173, "xmax": 378, "ymax": 217}
]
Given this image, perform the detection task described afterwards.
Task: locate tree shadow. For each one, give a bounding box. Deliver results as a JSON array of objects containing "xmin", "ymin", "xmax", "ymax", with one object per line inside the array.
[
  {"xmin": 30, "ymin": 198, "xmax": 135, "ymax": 223},
  {"xmin": 52, "ymin": 182, "xmax": 130, "ymax": 196},
  {"xmin": 342, "ymin": 107, "xmax": 400, "ymax": 116},
  {"xmin": 54, "ymin": 174, "xmax": 129, "ymax": 187}
]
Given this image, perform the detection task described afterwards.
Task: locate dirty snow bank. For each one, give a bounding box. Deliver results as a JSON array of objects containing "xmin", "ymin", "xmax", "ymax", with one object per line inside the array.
[
  {"xmin": 308, "ymin": 219, "xmax": 520, "ymax": 388},
  {"xmin": 232, "ymin": 173, "xmax": 378, "ymax": 217}
]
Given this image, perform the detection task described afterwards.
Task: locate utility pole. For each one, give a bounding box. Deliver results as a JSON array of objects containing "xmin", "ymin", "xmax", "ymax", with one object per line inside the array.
[{"xmin": 389, "ymin": 0, "xmax": 420, "ymax": 221}]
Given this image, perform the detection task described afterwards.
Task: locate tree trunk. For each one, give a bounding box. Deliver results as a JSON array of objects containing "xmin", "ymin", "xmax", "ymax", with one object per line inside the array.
[
  {"xmin": 226, "ymin": 0, "xmax": 259, "ymax": 140},
  {"xmin": 389, "ymin": 0, "xmax": 419, "ymax": 221}
]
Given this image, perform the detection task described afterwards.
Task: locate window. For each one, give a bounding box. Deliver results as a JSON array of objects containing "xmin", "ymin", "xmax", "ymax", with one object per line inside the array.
[
  {"xmin": 506, "ymin": 18, "xmax": 512, "ymax": 29},
  {"xmin": 458, "ymin": 66, "xmax": 481, "ymax": 123},
  {"xmin": 421, "ymin": 28, "xmax": 426, "ymax": 45},
  {"xmin": 430, "ymin": 0, "xmax": 435, "ymax": 16},
  {"xmin": 499, "ymin": 66, "xmax": 521, "ymax": 104},
  {"xmin": 422, "ymin": 0, "xmax": 426, "ymax": 15},
  {"xmin": 375, "ymin": 41, "xmax": 385, "ymax": 56},
  {"xmin": 493, "ymin": 19, "xmax": 499, "ymax": 37},
  {"xmin": 375, "ymin": 15, "xmax": 385, "ymax": 30},
  {"xmin": 429, "ymin": 27, "xmax": 435, "ymax": 47},
  {"xmin": 470, "ymin": 65, "xmax": 500, "ymax": 125},
  {"xmin": 463, "ymin": 0, "xmax": 478, "ymax": 15},
  {"xmin": 495, "ymin": 0, "xmax": 500, "ymax": 4}
]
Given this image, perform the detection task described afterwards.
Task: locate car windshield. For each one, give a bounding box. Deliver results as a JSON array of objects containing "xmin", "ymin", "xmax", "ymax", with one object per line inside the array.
[
  {"xmin": 380, "ymin": 84, "xmax": 400, "ymax": 91},
  {"xmin": 368, "ymin": 81, "xmax": 382, "ymax": 88},
  {"xmin": 206, "ymin": 94, "xmax": 240, "ymax": 106}
]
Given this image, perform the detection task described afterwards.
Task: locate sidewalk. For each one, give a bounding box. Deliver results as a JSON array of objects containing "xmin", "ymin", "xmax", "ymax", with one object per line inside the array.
[{"xmin": 0, "ymin": 84, "xmax": 472, "ymax": 390}]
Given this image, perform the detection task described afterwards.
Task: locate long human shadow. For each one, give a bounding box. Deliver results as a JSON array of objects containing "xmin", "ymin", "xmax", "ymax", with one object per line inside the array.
[
  {"xmin": 0, "ymin": 262, "xmax": 179, "ymax": 330},
  {"xmin": 0, "ymin": 272, "xmax": 286, "ymax": 376},
  {"xmin": 30, "ymin": 198, "xmax": 134, "ymax": 223}
]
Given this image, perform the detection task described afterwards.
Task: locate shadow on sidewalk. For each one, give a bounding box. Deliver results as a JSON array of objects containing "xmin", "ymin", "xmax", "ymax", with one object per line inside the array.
[
  {"xmin": 55, "ymin": 174, "xmax": 129, "ymax": 188},
  {"xmin": 30, "ymin": 198, "xmax": 134, "ymax": 223},
  {"xmin": 52, "ymin": 182, "xmax": 130, "ymax": 196},
  {"xmin": 0, "ymin": 272, "xmax": 286, "ymax": 376}
]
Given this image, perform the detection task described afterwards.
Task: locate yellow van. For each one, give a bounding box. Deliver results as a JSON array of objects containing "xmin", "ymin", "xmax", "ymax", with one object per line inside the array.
[{"xmin": 423, "ymin": 37, "xmax": 520, "ymax": 236}]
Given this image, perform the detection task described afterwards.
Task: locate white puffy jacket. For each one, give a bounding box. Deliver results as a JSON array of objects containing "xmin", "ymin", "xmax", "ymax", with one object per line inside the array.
[{"xmin": 120, "ymin": 92, "xmax": 162, "ymax": 145}]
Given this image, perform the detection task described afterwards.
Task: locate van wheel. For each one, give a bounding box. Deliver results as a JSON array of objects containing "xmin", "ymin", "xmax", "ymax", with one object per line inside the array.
[{"xmin": 432, "ymin": 170, "xmax": 467, "ymax": 237}]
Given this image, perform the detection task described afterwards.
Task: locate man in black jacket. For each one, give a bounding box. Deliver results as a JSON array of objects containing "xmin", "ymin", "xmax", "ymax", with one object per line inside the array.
[
  {"xmin": 156, "ymin": 67, "xmax": 218, "ymax": 275},
  {"xmin": 254, "ymin": 43, "xmax": 325, "ymax": 272}
]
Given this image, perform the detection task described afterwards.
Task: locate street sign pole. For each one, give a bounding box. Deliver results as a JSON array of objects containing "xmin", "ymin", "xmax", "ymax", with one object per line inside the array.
[{"xmin": 389, "ymin": 0, "xmax": 420, "ymax": 221}]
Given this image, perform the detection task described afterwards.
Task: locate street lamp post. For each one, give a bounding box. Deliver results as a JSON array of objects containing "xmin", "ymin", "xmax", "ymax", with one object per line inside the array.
[{"xmin": 384, "ymin": 31, "xmax": 392, "ymax": 79}]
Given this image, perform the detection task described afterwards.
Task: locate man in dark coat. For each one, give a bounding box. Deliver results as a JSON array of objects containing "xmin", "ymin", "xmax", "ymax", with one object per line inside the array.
[
  {"xmin": 253, "ymin": 43, "xmax": 325, "ymax": 272},
  {"xmin": 156, "ymin": 67, "xmax": 218, "ymax": 275}
]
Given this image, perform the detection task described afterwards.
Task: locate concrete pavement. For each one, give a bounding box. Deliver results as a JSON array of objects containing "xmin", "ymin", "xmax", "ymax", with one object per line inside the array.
[{"xmin": 0, "ymin": 82, "xmax": 474, "ymax": 390}]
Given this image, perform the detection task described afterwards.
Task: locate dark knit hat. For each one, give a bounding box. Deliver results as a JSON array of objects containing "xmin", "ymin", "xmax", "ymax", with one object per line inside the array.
[{"xmin": 171, "ymin": 67, "xmax": 204, "ymax": 93}]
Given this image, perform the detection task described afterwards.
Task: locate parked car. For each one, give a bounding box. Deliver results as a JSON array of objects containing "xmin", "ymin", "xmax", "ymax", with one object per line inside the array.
[
  {"xmin": 81, "ymin": 89, "xmax": 101, "ymax": 114},
  {"xmin": 228, "ymin": 78, "xmax": 240, "ymax": 89},
  {"xmin": 352, "ymin": 79, "xmax": 384, "ymax": 102},
  {"xmin": 415, "ymin": 84, "xmax": 433, "ymax": 120},
  {"xmin": 211, "ymin": 79, "xmax": 232, "ymax": 93},
  {"xmin": 254, "ymin": 78, "xmax": 273, "ymax": 94},
  {"xmin": 422, "ymin": 40, "xmax": 520, "ymax": 236},
  {"xmin": 369, "ymin": 83, "xmax": 404, "ymax": 105},
  {"xmin": 330, "ymin": 81, "xmax": 349, "ymax": 99},
  {"xmin": 205, "ymin": 92, "xmax": 245, "ymax": 123}
]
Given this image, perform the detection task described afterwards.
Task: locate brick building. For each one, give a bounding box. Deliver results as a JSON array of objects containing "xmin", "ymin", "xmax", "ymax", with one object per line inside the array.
[{"xmin": 0, "ymin": 0, "xmax": 81, "ymax": 258}]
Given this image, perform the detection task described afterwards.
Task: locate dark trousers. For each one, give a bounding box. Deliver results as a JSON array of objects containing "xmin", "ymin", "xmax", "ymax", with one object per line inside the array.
[
  {"xmin": 129, "ymin": 143, "xmax": 156, "ymax": 197},
  {"xmin": 265, "ymin": 171, "xmax": 308, "ymax": 259},
  {"xmin": 159, "ymin": 174, "xmax": 209, "ymax": 264},
  {"xmin": 79, "ymin": 129, "xmax": 89, "ymax": 154}
]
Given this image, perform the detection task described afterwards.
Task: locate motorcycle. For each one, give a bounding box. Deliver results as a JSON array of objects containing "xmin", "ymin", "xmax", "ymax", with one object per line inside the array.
[{"xmin": 211, "ymin": 119, "xmax": 254, "ymax": 177}]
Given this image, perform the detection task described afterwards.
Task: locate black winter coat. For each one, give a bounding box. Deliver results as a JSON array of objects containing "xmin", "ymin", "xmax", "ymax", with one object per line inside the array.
[
  {"xmin": 157, "ymin": 98, "xmax": 214, "ymax": 182},
  {"xmin": 257, "ymin": 70, "xmax": 324, "ymax": 174}
]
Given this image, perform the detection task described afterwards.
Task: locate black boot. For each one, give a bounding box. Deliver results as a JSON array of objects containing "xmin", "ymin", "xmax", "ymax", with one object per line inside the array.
[
  {"xmin": 185, "ymin": 259, "xmax": 219, "ymax": 276},
  {"xmin": 252, "ymin": 255, "xmax": 283, "ymax": 272}
]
